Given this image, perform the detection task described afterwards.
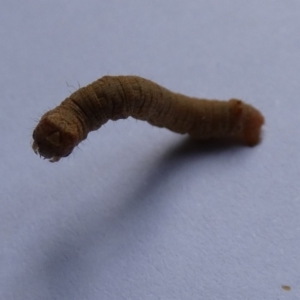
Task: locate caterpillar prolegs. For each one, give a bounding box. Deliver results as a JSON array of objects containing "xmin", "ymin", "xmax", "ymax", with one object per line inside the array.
[{"xmin": 32, "ymin": 75, "xmax": 264, "ymax": 162}]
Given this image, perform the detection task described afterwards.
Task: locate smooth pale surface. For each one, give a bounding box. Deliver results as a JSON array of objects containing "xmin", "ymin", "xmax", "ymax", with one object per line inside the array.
[{"xmin": 0, "ymin": 1, "xmax": 299, "ymax": 299}]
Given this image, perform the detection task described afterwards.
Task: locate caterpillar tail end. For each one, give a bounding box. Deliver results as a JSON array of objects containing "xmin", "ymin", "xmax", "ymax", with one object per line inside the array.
[{"xmin": 242, "ymin": 106, "xmax": 265, "ymax": 146}]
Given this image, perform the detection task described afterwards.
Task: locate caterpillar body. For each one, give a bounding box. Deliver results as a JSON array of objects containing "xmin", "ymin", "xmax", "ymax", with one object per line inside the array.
[{"xmin": 32, "ymin": 75, "xmax": 264, "ymax": 162}]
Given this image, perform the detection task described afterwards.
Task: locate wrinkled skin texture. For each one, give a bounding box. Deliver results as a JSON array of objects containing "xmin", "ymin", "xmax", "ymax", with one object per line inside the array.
[{"xmin": 32, "ymin": 75, "xmax": 264, "ymax": 162}]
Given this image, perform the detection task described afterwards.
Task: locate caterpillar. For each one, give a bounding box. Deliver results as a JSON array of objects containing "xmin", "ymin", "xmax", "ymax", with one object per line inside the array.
[{"xmin": 32, "ymin": 75, "xmax": 264, "ymax": 162}]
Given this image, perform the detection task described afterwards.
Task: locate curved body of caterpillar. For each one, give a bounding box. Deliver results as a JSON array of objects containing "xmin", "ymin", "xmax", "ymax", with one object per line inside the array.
[{"xmin": 32, "ymin": 75, "xmax": 264, "ymax": 162}]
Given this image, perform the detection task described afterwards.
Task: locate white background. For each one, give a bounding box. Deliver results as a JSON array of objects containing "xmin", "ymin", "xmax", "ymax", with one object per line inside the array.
[{"xmin": 1, "ymin": 1, "xmax": 299, "ymax": 299}]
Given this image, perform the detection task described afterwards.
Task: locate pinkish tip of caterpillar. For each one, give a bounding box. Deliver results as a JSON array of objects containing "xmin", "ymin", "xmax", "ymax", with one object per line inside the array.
[{"xmin": 242, "ymin": 105, "xmax": 265, "ymax": 146}]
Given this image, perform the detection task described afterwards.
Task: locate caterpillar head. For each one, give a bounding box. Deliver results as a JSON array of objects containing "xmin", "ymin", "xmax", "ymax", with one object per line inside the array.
[{"xmin": 32, "ymin": 110, "xmax": 80, "ymax": 162}]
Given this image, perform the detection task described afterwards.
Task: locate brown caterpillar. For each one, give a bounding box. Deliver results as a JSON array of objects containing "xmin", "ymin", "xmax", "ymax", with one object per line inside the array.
[{"xmin": 32, "ymin": 75, "xmax": 264, "ymax": 162}]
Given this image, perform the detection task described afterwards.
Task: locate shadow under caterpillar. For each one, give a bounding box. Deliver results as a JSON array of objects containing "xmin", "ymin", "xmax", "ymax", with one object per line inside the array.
[{"xmin": 32, "ymin": 75, "xmax": 264, "ymax": 162}]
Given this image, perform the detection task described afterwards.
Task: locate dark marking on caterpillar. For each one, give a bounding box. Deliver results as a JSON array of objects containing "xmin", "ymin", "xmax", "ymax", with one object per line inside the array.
[{"xmin": 32, "ymin": 75, "xmax": 264, "ymax": 162}]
